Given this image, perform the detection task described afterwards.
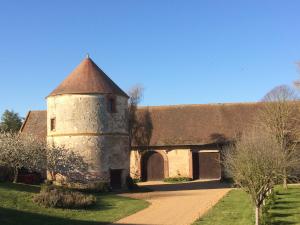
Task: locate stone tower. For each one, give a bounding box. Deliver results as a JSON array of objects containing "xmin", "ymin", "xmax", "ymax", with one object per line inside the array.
[{"xmin": 46, "ymin": 56, "xmax": 129, "ymax": 188}]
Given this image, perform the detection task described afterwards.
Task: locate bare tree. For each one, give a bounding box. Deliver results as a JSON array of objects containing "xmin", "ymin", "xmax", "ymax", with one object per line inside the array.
[
  {"xmin": 128, "ymin": 84, "xmax": 144, "ymax": 146},
  {"xmin": 258, "ymin": 85, "xmax": 300, "ymax": 188},
  {"xmin": 293, "ymin": 62, "xmax": 300, "ymax": 88},
  {"xmin": 0, "ymin": 132, "xmax": 46, "ymax": 182},
  {"xmin": 224, "ymin": 129, "xmax": 285, "ymax": 225}
]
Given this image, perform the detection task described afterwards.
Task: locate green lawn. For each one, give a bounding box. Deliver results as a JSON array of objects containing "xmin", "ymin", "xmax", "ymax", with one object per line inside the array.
[
  {"xmin": 270, "ymin": 185, "xmax": 300, "ymax": 225},
  {"xmin": 193, "ymin": 189, "xmax": 254, "ymax": 225},
  {"xmin": 193, "ymin": 185, "xmax": 300, "ymax": 225},
  {"xmin": 0, "ymin": 182, "xmax": 149, "ymax": 225}
]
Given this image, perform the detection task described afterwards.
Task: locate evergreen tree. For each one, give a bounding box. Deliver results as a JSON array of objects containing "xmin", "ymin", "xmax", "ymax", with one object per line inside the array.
[{"xmin": 0, "ymin": 110, "xmax": 23, "ymax": 133}]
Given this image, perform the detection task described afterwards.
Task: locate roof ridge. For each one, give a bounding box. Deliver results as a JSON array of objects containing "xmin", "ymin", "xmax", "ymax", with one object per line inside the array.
[
  {"xmin": 137, "ymin": 102, "xmax": 260, "ymax": 109},
  {"xmin": 25, "ymin": 102, "xmax": 261, "ymax": 113}
]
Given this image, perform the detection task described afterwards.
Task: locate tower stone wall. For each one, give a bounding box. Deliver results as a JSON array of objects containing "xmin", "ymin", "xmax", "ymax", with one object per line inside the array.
[
  {"xmin": 45, "ymin": 57, "xmax": 130, "ymax": 188},
  {"xmin": 47, "ymin": 94, "xmax": 130, "ymax": 187}
]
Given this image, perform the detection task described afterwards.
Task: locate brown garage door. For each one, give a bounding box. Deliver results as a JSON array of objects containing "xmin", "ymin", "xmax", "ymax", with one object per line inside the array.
[
  {"xmin": 199, "ymin": 152, "xmax": 221, "ymax": 180},
  {"xmin": 147, "ymin": 152, "xmax": 164, "ymax": 180}
]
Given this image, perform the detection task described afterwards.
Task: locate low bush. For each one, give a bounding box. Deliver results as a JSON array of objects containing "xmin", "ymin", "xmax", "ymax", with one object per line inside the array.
[
  {"xmin": 33, "ymin": 185, "xmax": 96, "ymax": 209},
  {"xmin": 126, "ymin": 176, "xmax": 139, "ymax": 190},
  {"xmin": 64, "ymin": 181, "xmax": 111, "ymax": 193},
  {"xmin": 163, "ymin": 177, "xmax": 192, "ymax": 183},
  {"xmin": 133, "ymin": 178, "xmax": 141, "ymax": 183}
]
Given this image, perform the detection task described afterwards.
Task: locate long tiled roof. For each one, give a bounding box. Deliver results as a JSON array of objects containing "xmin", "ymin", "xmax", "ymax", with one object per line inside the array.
[
  {"xmin": 132, "ymin": 103, "xmax": 261, "ymax": 146},
  {"xmin": 20, "ymin": 110, "xmax": 47, "ymax": 141},
  {"xmin": 20, "ymin": 102, "xmax": 262, "ymax": 146}
]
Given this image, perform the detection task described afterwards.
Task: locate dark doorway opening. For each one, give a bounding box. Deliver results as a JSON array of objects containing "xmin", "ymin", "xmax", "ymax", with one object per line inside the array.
[
  {"xmin": 192, "ymin": 152, "xmax": 200, "ymax": 180},
  {"xmin": 142, "ymin": 151, "xmax": 164, "ymax": 181},
  {"xmin": 110, "ymin": 169, "xmax": 122, "ymax": 189}
]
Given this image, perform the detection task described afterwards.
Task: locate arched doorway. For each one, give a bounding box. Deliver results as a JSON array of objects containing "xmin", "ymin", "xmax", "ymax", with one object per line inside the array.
[{"xmin": 142, "ymin": 151, "xmax": 165, "ymax": 181}]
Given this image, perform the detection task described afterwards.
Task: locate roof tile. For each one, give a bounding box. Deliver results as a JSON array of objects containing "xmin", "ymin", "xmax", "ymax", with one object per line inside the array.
[{"xmin": 48, "ymin": 57, "xmax": 128, "ymax": 98}]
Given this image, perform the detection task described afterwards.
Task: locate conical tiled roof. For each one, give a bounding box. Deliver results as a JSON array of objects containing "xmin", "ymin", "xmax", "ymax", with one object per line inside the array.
[{"xmin": 48, "ymin": 57, "xmax": 128, "ymax": 97}]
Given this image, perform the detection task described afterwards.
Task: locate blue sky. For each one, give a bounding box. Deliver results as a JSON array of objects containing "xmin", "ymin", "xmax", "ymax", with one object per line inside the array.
[{"xmin": 1, "ymin": 0, "xmax": 300, "ymax": 117}]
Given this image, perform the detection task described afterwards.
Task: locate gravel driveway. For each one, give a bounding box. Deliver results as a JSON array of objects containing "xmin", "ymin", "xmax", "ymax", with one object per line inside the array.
[{"xmin": 115, "ymin": 180, "xmax": 231, "ymax": 225}]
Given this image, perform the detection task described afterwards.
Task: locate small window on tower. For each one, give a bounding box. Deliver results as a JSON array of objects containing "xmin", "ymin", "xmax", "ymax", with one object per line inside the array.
[
  {"xmin": 50, "ymin": 118, "xmax": 56, "ymax": 131},
  {"xmin": 107, "ymin": 97, "xmax": 116, "ymax": 113}
]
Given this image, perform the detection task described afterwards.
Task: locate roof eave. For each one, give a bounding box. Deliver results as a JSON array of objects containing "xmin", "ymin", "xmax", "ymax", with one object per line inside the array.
[{"xmin": 45, "ymin": 92, "xmax": 129, "ymax": 99}]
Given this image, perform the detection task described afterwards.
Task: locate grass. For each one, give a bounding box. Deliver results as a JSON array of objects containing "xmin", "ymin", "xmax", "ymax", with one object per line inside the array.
[
  {"xmin": 193, "ymin": 189, "xmax": 254, "ymax": 225},
  {"xmin": 0, "ymin": 182, "xmax": 149, "ymax": 225},
  {"xmin": 270, "ymin": 185, "xmax": 300, "ymax": 225},
  {"xmin": 193, "ymin": 185, "xmax": 300, "ymax": 225}
]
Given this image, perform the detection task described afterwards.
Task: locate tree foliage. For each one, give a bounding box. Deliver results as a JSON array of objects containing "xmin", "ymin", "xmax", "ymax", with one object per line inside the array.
[
  {"xmin": 0, "ymin": 132, "xmax": 46, "ymax": 182},
  {"xmin": 0, "ymin": 110, "xmax": 23, "ymax": 133}
]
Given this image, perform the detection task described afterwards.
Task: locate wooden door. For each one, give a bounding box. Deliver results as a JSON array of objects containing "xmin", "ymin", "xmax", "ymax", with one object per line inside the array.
[
  {"xmin": 199, "ymin": 152, "xmax": 221, "ymax": 180},
  {"xmin": 192, "ymin": 152, "xmax": 200, "ymax": 180},
  {"xmin": 110, "ymin": 169, "xmax": 122, "ymax": 189},
  {"xmin": 147, "ymin": 152, "xmax": 164, "ymax": 180}
]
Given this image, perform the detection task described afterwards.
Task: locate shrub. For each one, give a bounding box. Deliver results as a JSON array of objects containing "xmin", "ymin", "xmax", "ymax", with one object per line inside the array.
[
  {"xmin": 63, "ymin": 181, "xmax": 111, "ymax": 193},
  {"xmin": 163, "ymin": 177, "xmax": 192, "ymax": 183},
  {"xmin": 126, "ymin": 176, "xmax": 138, "ymax": 190},
  {"xmin": 133, "ymin": 178, "xmax": 141, "ymax": 183},
  {"xmin": 33, "ymin": 185, "xmax": 96, "ymax": 209}
]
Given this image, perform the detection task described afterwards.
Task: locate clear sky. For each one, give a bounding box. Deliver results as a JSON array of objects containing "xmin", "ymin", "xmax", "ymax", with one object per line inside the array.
[{"xmin": 1, "ymin": 0, "xmax": 300, "ymax": 117}]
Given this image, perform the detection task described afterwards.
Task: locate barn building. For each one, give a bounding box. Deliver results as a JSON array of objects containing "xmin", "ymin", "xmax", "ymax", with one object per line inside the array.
[{"xmin": 20, "ymin": 57, "xmax": 261, "ymax": 187}]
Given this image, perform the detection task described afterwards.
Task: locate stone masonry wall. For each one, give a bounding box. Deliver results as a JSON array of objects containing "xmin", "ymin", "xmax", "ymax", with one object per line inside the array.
[
  {"xmin": 167, "ymin": 149, "xmax": 190, "ymax": 178},
  {"xmin": 130, "ymin": 149, "xmax": 191, "ymax": 179},
  {"xmin": 130, "ymin": 150, "xmax": 141, "ymax": 179},
  {"xmin": 47, "ymin": 94, "xmax": 129, "ymax": 187},
  {"xmin": 47, "ymin": 94, "xmax": 128, "ymax": 135}
]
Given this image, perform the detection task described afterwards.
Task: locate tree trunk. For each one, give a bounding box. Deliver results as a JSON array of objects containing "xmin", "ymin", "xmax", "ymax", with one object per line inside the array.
[
  {"xmin": 269, "ymin": 188, "xmax": 272, "ymax": 195},
  {"xmin": 283, "ymin": 177, "xmax": 288, "ymax": 189},
  {"xmin": 283, "ymin": 168, "xmax": 288, "ymax": 189},
  {"xmin": 255, "ymin": 206, "xmax": 260, "ymax": 225},
  {"xmin": 13, "ymin": 167, "xmax": 18, "ymax": 183},
  {"xmin": 50, "ymin": 171, "xmax": 56, "ymax": 181}
]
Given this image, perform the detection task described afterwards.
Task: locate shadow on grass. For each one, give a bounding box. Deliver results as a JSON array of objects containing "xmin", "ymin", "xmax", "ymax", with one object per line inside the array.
[
  {"xmin": 0, "ymin": 182, "xmax": 40, "ymax": 193},
  {"xmin": 0, "ymin": 207, "xmax": 146, "ymax": 225},
  {"xmin": 271, "ymin": 212, "xmax": 295, "ymax": 218},
  {"xmin": 272, "ymin": 205, "xmax": 296, "ymax": 210},
  {"xmin": 276, "ymin": 192, "xmax": 292, "ymax": 195},
  {"xmin": 272, "ymin": 221, "xmax": 297, "ymax": 225},
  {"xmin": 0, "ymin": 207, "xmax": 108, "ymax": 225},
  {"xmin": 84, "ymin": 195, "xmax": 118, "ymax": 212},
  {"xmin": 270, "ymin": 186, "xmax": 300, "ymax": 225}
]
